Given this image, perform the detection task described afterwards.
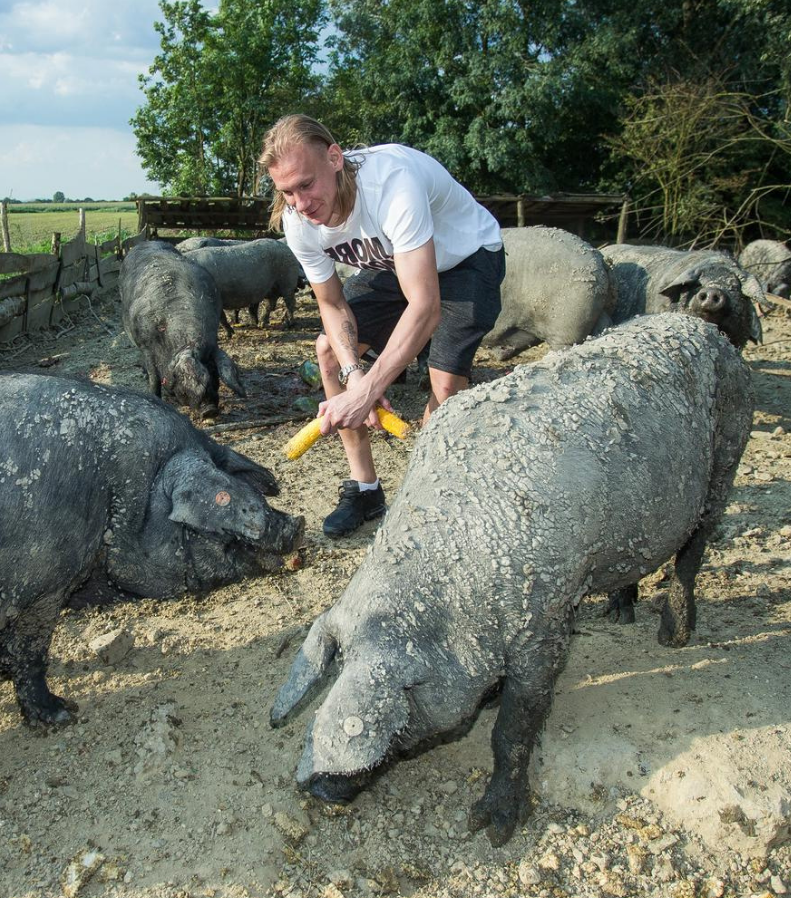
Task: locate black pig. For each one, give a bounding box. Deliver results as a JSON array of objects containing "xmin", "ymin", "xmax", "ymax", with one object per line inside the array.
[
  {"xmin": 0, "ymin": 373, "xmax": 304, "ymax": 726},
  {"xmin": 121, "ymin": 240, "xmax": 245, "ymax": 418}
]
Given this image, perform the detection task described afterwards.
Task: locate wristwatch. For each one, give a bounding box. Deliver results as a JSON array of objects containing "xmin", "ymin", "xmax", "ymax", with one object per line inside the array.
[{"xmin": 338, "ymin": 363, "xmax": 364, "ymax": 386}]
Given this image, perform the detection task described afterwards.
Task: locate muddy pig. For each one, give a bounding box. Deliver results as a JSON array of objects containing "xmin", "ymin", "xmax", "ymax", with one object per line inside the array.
[
  {"xmin": 271, "ymin": 314, "xmax": 753, "ymax": 846},
  {"xmin": 739, "ymin": 239, "xmax": 791, "ymax": 300},
  {"xmin": 121, "ymin": 240, "xmax": 245, "ymax": 418},
  {"xmin": 482, "ymin": 225, "xmax": 616, "ymax": 359},
  {"xmin": 603, "ymin": 243, "xmax": 763, "ymax": 349},
  {"xmin": 0, "ymin": 372, "xmax": 304, "ymax": 726}
]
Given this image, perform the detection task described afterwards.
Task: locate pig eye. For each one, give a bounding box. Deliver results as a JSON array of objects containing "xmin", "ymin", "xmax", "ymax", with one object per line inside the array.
[{"xmin": 215, "ymin": 491, "xmax": 231, "ymax": 506}]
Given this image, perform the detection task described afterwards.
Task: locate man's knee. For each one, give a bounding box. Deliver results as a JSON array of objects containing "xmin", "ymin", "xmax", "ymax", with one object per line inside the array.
[
  {"xmin": 429, "ymin": 369, "xmax": 468, "ymax": 404},
  {"xmin": 316, "ymin": 333, "xmax": 339, "ymax": 375}
]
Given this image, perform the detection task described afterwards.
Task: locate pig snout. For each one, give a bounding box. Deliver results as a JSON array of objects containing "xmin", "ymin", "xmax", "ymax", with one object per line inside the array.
[
  {"xmin": 260, "ymin": 512, "xmax": 305, "ymax": 556},
  {"xmin": 690, "ymin": 287, "xmax": 728, "ymax": 317},
  {"xmin": 199, "ymin": 400, "xmax": 220, "ymax": 419},
  {"xmin": 304, "ymin": 772, "xmax": 367, "ymax": 804}
]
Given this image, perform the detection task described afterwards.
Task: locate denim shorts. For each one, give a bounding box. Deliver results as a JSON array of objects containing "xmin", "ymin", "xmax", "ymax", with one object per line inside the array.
[{"xmin": 342, "ymin": 245, "xmax": 506, "ymax": 379}]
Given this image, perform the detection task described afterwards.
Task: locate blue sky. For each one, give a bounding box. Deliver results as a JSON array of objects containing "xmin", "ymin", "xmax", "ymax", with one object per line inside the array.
[{"xmin": 0, "ymin": 0, "xmax": 219, "ymax": 201}]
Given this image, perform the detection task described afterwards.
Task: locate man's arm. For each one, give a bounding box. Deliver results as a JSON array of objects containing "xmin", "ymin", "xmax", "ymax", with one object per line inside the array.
[
  {"xmin": 312, "ymin": 271, "xmax": 362, "ymax": 373},
  {"xmin": 365, "ymin": 238, "xmax": 441, "ymax": 394},
  {"xmin": 316, "ymin": 239, "xmax": 441, "ymax": 433}
]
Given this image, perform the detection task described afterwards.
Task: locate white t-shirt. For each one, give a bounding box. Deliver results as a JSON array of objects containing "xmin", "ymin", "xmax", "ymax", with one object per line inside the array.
[{"xmin": 282, "ymin": 144, "xmax": 502, "ymax": 284}]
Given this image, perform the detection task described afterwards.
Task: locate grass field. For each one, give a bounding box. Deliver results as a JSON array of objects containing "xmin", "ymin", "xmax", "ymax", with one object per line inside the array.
[{"xmin": 3, "ymin": 203, "xmax": 140, "ymax": 254}]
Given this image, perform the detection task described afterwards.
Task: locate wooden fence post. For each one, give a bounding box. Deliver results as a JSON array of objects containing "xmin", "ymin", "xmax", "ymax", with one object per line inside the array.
[
  {"xmin": 51, "ymin": 232, "xmax": 61, "ymax": 255},
  {"xmin": 1, "ymin": 201, "xmax": 10, "ymax": 252},
  {"xmin": 78, "ymin": 207, "xmax": 86, "ymax": 236},
  {"xmin": 617, "ymin": 197, "xmax": 630, "ymax": 243}
]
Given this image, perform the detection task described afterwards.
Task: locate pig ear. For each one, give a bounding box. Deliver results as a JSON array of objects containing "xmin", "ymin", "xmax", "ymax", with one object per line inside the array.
[
  {"xmin": 309, "ymin": 662, "xmax": 411, "ymax": 776},
  {"xmin": 737, "ymin": 272, "xmax": 766, "ymax": 344},
  {"xmin": 215, "ymin": 348, "xmax": 246, "ymax": 397},
  {"xmin": 160, "ymin": 450, "xmax": 238, "ymax": 536},
  {"xmin": 270, "ymin": 614, "xmax": 338, "ymax": 726},
  {"xmin": 219, "ymin": 447, "xmax": 279, "ymax": 496},
  {"xmin": 659, "ymin": 267, "xmax": 701, "ymax": 303}
]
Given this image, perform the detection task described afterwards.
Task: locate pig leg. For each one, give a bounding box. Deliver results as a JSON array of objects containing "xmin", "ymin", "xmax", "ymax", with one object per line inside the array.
[
  {"xmin": 469, "ymin": 614, "xmax": 571, "ymax": 846},
  {"xmin": 659, "ymin": 526, "xmax": 705, "ymax": 647},
  {"xmin": 1, "ymin": 591, "xmax": 77, "ymax": 726},
  {"xmin": 247, "ymin": 303, "xmax": 260, "ymax": 327},
  {"xmin": 492, "ymin": 330, "xmax": 539, "ymax": 362},
  {"xmin": 139, "ymin": 349, "xmax": 162, "ymax": 396},
  {"xmin": 282, "ymin": 291, "xmax": 296, "ymax": 327},
  {"xmin": 220, "ymin": 311, "xmax": 234, "ymax": 339},
  {"xmin": 603, "ymin": 584, "xmax": 637, "ymax": 624},
  {"xmin": 259, "ymin": 298, "xmax": 275, "ymax": 325}
]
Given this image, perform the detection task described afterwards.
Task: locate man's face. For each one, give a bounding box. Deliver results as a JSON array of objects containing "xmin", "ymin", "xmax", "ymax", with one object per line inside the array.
[{"xmin": 268, "ymin": 141, "xmax": 345, "ymax": 227}]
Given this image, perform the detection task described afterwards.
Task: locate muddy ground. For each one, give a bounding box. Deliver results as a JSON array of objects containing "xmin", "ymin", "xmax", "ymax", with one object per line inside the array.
[{"xmin": 0, "ymin": 283, "xmax": 790, "ymax": 898}]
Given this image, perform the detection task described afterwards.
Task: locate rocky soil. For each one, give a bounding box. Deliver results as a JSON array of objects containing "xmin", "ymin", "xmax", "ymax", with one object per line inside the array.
[{"xmin": 0, "ymin": 283, "xmax": 790, "ymax": 898}]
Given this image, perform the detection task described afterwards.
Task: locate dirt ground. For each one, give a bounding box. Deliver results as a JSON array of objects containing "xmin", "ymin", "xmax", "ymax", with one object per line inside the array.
[{"xmin": 1, "ymin": 283, "xmax": 790, "ymax": 898}]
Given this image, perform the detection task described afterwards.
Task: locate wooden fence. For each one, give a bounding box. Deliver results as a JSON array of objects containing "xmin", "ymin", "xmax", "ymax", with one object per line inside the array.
[{"xmin": 0, "ymin": 224, "xmax": 147, "ymax": 345}]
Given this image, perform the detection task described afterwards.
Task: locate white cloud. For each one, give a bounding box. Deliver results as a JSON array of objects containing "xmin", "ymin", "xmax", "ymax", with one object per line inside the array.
[
  {"xmin": 0, "ymin": 124, "xmax": 161, "ymax": 200},
  {"xmin": 0, "ymin": 0, "xmax": 219, "ymax": 199}
]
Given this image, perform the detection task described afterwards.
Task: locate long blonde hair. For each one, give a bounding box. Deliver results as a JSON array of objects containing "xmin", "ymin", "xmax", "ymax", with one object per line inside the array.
[{"xmin": 259, "ymin": 114, "xmax": 362, "ymax": 231}]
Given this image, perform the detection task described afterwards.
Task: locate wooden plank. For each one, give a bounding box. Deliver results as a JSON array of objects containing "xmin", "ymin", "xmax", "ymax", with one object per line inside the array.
[
  {"xmin": 60, "ymin": 232, "xmax": 88, "ymax": 266},
  {"xmin": 0, "ymin": 314, "xmax": 24, "ymax": 343},
  {"xmin": 122, "ymin": 230, "xmax": 147, "ymax": 253},
  {"xmin": 0, "ymin": 296, "xmax": 25, "ymax": 328},
  {"xmin": 99, "ymin": 257, "xmax": 121, "ymax": 276},
  {"xmin": 28, "ymin": 286, "xmax": 57, "ymax": 310},
  {"xmin": 0, "ymin": 252, "xmax": 57, "ymax": 275},
  {"xmin": 98, "ymin": 235, "xmax": 120, "ymax": 254},
  {"xmin": 27, "ymin": 260, "xmax": 59, "ymax": 292},
  {"xmin": 26, "ymin": 298, "xmax": 56, "ymax": 331},
  {"xmin": 0, "ymin": 274, "xmax": 27, "ymax": 301}
]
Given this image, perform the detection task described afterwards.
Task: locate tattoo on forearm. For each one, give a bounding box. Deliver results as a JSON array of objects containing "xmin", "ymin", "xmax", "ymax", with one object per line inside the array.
[{"xmin": 341, "ymin": 320, "xmax": 358, "ymax": 357}]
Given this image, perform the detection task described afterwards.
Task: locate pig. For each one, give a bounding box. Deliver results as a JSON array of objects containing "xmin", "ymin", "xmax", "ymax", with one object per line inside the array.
[
  {"xmin": 271, "ymin": 313, "xmax": 753, "ymax": 846},
  {"xmin": 739, "ymin": 239, "xmax": 791, "ymax": 300},
  {"xmin": 176, "ymin": 237, "xmax": 247, "ymax": 253},
  {"xmin": 0, "ymin": 372, "xmax": 305, "ymax": 726},
  {"xmin": 481, "ymin": 226, "xmax": 616, "ymax": 360},
  {"xmin": 185, "ymin": 238, "xmax": 304, "ymax": 336},
  {"xmin": 121, "ymin": 240, "xmax": 245, "ymax": 418},
  {"xmin": 603, "ymin": 243, "xmax": 763, "ymax": 349}
]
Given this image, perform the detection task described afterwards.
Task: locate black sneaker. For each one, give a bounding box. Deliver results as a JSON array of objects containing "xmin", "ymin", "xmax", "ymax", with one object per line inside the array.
[{"xmin": 323, "ymin": 480, "xmax": 386, "ymax": 538}]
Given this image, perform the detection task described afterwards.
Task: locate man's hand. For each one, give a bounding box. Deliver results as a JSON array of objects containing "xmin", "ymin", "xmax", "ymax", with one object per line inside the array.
[{"xmin": 318, "ymin": 370, "xmax": 393, "ymax": 434}]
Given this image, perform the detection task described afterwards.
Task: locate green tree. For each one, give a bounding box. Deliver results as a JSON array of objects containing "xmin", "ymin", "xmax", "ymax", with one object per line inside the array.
[
  {"xmin": 52, "ymin": 191, "xmax": 65, "ymax": 203},
  {"xmin": 132, "ymin": 0, "xmax": 326, "ymax": 196},
  {"xmin": 324, "ymin": 0, "xmax": 791, "ymax": 229}
]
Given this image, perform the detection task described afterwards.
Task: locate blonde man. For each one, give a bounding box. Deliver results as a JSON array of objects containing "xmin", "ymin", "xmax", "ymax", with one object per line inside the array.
[{"xmin": 261, "ymin": 114, "xmax": 505, "ymax": 537}]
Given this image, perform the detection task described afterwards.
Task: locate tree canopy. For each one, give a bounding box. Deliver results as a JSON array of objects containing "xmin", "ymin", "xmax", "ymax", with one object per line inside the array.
[{"xmin": 132, "ymin": 0, "xmax": 791, "ymax": 243}]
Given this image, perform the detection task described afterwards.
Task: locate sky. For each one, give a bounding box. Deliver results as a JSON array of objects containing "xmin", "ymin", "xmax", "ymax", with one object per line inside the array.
[{"xmin": 0, "ymin": 0, "xmax": 219, "ymax": 201}]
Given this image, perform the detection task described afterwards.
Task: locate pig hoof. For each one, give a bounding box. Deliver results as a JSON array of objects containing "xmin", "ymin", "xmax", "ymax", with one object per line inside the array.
[
  {"xmin": 657, "ymin": 624, "xmax": 690, "ymax": 648},
  {"xmin": 23, "ymin": 695, "xmax": 78, "ymax": 728},
  {"xmin": 469, "ymin": 782, "xmax": 533, "ymax": 846}
]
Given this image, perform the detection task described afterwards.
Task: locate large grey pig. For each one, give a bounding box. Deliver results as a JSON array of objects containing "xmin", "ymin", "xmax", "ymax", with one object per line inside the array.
[
  {"xmin": 604, "ymin": 243, "xmax": 763, "ymax": 349},
  {"xmin": 739, "ymin": 239, "xmax": 791, "ymax": 299},
  {"xmin": 121, "ymin": 240, "xmax": 246, "ymax": 418},
  {"xmin": 271, "ymin": 314, "xmax": 753, "ymax": 846},
  {"xmin": 176, "ymin": 237, "xmax": 246, "ymax": 253},
  {"xmin": 482, "ymin": 226, "xmax": 616, "ymax": 360},
  {"xmin": 0, "ymin": 372, "xmax": 304, "ymax": 726},
  {"xmin": 185, "ymin": 238, "xmax": 304, "ymax": 335}
]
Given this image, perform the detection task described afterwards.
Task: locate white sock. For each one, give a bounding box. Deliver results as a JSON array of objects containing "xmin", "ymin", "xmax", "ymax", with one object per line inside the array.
[{"xmin": 357, "ymin": 479, "xmax": 380, "ymax": 492}]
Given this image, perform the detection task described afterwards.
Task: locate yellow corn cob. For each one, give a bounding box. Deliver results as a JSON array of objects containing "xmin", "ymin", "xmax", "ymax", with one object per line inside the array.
[
  {"xmin": 375, "ymin": 406, "xmax": 410, "ymax": 439},
  {"xmin": 284, "ymin": 418, "xmax": 324, "ymax": 460},
  {"xmin": 284, "ymin": 407, "xmax": 410, "ymax": 460}
]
